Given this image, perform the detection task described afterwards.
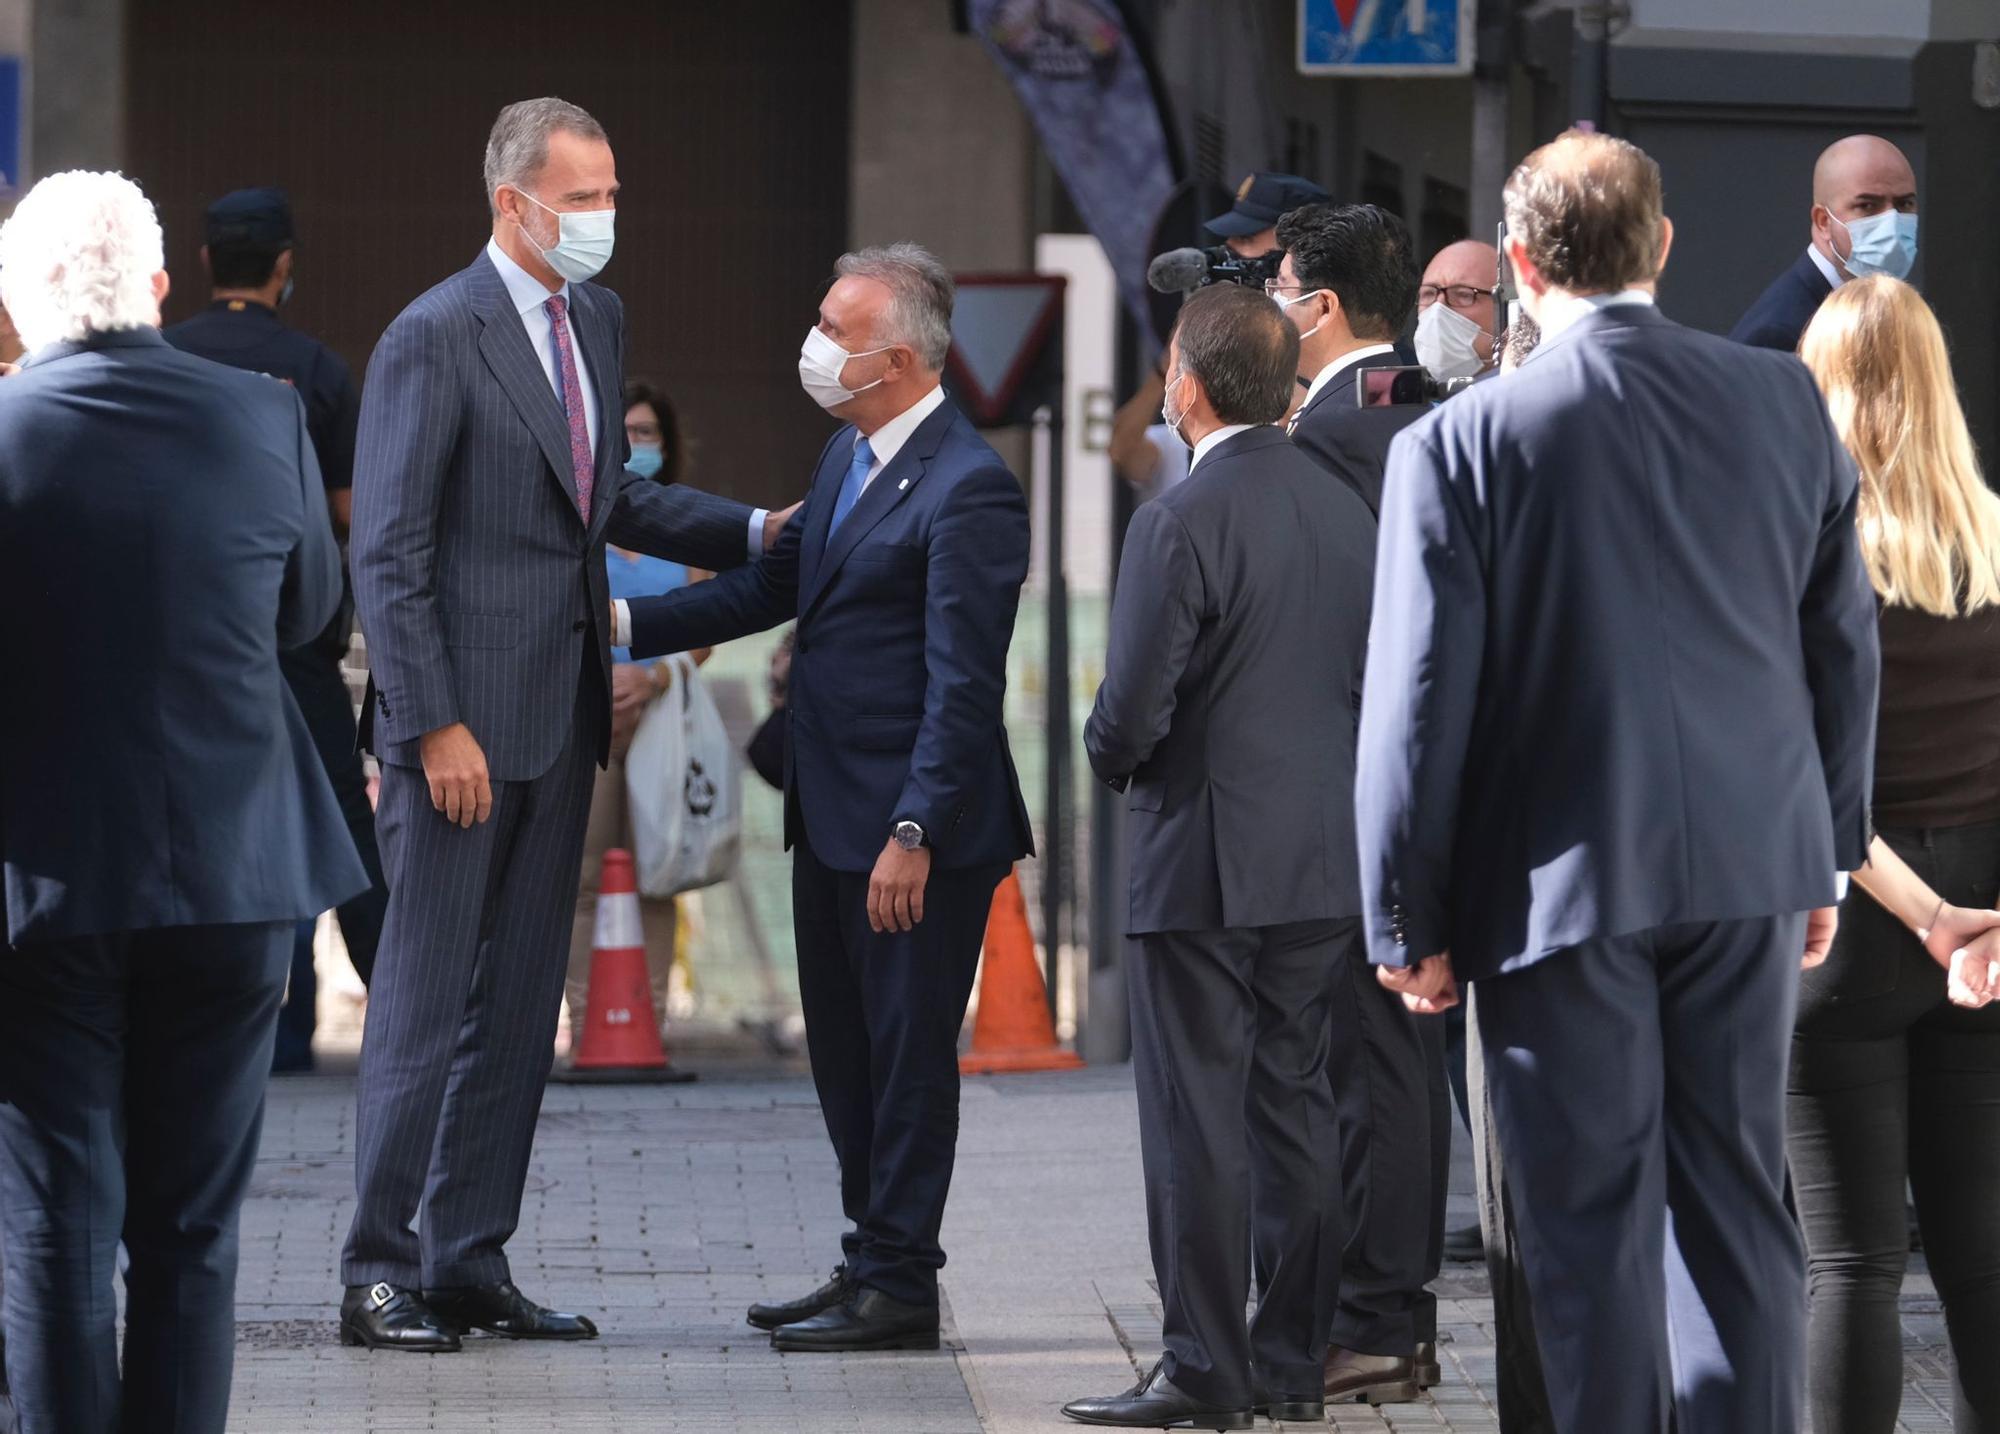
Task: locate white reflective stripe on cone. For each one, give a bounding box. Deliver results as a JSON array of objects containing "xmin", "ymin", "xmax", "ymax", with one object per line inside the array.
[{"xmin": 593, "ymin": 888, "xmax": 647, "ymax": 952}]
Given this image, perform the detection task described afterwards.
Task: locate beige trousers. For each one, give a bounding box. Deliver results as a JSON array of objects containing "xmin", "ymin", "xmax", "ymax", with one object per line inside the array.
[{"xmin": 566, "ymin": 752, "xmax": 677, "ymax": 1033}]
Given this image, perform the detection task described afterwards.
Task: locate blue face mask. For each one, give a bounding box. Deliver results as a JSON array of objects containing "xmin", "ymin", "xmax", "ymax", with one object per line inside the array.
[
  {"xmin": 627, "ymin": 442, "xmax": 664, "ymax": 479},
  {"xmin": 1834, "ymin": 209, "xmax": 1918, "ymax": 281}
]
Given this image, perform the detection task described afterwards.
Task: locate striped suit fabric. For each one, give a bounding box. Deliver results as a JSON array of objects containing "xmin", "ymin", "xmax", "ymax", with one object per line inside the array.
[{"xmin": 343, "ymin": 249, "xmax": 753, "ymax": 1290}]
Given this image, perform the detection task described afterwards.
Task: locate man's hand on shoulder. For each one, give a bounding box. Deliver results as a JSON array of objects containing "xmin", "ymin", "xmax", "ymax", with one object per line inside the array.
[
  {"xmin": 1377, "ymin": 952, "xmax": 1458, "ymax": 1015},
  {"xmin": 868, "ymin": 839, "xmax": 932, "ymax": 934},
  {"xmin": 420, "ymin": 722, "xmax": 492, "ymax": 829},
  {"xmin": 764, "ymin": 501, "xmax": 803, "ymax": 552}
]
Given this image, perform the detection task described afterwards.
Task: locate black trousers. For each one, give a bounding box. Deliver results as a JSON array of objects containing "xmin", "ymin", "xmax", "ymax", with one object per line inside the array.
[
  {"xmin": 1129, "ymin": 919, "xmax": 1349, "ymax": 1407},
  {"xmin": 1789, "ymin": 819, "xmax": 2000, "ymax": 1434},
  {"xmin": 1325, "ymin": 938, "xmax": 1448, "ymax": 1354},
  {"xmin": 791, "ymin": 837, "xmax": 1006, "ymax": 1307},
  {"xmin": 0, "ymin": 922, "xmax": 290, "ymax": 1434}
]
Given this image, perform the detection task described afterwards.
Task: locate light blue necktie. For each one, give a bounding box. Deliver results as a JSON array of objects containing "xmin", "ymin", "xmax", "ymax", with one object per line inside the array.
[{"xmin": 827, "ymin": 435, "xmax": 874, "ymax": 537}]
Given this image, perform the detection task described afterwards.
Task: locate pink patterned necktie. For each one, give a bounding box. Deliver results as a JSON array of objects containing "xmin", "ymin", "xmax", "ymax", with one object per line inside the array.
[{"xmin": 543, "ymin": 294, "xmax": 594, "ymax": 523}]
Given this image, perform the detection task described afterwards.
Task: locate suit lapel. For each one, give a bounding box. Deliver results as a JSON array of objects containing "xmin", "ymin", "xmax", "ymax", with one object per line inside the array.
[
  {"xmin": 803, "ymin": 398, "xmax": 957, "ymax": 616},
  {"xmin": 469, "ymin": 254, "xmax": 585, "ymax": 524},
  {"xmin": 796, "ymin": 434, "xmax": 851, "ymax": 603}
]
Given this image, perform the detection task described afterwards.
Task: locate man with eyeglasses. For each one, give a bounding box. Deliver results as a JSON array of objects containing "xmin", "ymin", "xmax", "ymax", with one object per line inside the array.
[
  {"xmin": 1269, "ymin": 203, "xmax": 1423, "ymax": 520},
  {"xmin": 1414, "ymin": 239, "xmax": 1501, "ymax": 382}
]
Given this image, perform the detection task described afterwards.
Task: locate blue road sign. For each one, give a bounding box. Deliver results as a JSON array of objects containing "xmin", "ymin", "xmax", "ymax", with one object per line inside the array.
[{"xmin": 1298, "ymin": 0, "xmax": 1474, "ymax": 76}]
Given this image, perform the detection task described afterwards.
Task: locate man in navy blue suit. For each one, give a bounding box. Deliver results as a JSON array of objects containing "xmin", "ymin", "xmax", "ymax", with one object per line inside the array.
[
  {"xmin": 0, "ymin": 171, "xmax": 366, "ymax": 1434},
  {"xmin": 619, "ymin": 243, "xmax": 1033, "ymax": 1353},
  {"xmin": 1357, "ymin": 132, "xmax": 1879, "ymax": 1432},
  {"xmin": 1729, "ymin": 134, "xmax": 1918, "ymax": 352}
]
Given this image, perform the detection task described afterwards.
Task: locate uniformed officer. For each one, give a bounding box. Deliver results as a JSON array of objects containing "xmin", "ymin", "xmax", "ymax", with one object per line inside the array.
[{"xmin": 165, "ymin": 186, "xmax": 384, "ymax": 1072}]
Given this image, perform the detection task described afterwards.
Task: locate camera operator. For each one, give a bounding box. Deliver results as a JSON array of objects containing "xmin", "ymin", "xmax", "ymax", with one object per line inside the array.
[
  {"xmin": 1272, "ymin": 203, "xmax": 1422, "ymax": 519},
  {"xmin": 1207, "ymin": 171, "xmax": 1330, "ymax": 262}
]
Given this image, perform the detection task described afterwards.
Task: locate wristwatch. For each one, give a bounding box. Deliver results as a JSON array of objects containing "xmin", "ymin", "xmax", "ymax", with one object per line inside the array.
[{"xmin": 892, "ymin": 820, "xmax": 927, "ymax": 851}]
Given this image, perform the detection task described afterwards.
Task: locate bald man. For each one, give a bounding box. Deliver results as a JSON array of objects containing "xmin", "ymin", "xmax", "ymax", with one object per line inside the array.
[
  {"xmin": 1414, "ymin": 239, "xmax": 1500, "ymax": 381},
  {"xmin": 1730, "ymin": 133, "xmax": 1918, "ymax": 351}
]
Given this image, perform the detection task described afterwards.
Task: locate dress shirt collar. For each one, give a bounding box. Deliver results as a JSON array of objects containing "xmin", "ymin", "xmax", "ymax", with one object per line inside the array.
[
  {"xmin": 485, "ymin": 236, "xmax": 569, "ymax": 316},
  {"xmin": 857, "ymin": 382, "xmax": 946, "ymax": 471},
  {"xmin": 1303, "ymin": 342, "xmax": 1399, "ymax": 412},
  {"xmin": 1189, "ymin": 422, "xmax": 1257, "ymax": 475},
  {"xmin": 1533, "ymin": 288, "xmax": 1655, "ymax": 345},
  {"xmin": 1805, "ymin": 242, "xmax": 1844, "ymax": 291}
]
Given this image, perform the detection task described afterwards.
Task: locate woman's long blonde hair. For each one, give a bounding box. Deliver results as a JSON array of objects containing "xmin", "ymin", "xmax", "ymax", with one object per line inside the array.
[{"xmin": 1800, "ymin": 275, "xmax": 2000, "ymax": 616}]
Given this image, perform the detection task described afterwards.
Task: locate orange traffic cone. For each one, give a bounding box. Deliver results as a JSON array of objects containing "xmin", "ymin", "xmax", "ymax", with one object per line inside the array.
[
  {"xmin": 959, "ymin": 870, "xmax": 1084, "ymax": 1075},
  {"xmin": 564, "ymin": 849, "xmax": 696, "ymax": 1085}
]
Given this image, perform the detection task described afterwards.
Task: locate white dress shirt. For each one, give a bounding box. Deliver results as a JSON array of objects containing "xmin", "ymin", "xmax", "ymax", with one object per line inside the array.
[
  {"xmin": 486, "ymin": 237, "xmax": 598, "ymax": 456},
  {"xmin": 1805, "ymin": 242, "xmax": 1845, "ymax": 290},
  {"xmin": 853, "ymin": 383, "xmax": 946, "ymax": 493},
  {"xmin": 1299, "ymin": 342, "xmax": 1399, "ymax": 416},
  {"xmin": 1189, "ymin": 422, "xmax": 1257, "ymax": 476}
]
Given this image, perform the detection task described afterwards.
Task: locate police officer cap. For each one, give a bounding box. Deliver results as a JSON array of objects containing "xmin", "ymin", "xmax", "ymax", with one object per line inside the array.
[
  {"xmin": 1204, "ymin": 173, "xmax": 1330, "ymax": 239},
  {"xmin": 205, "ymin": 187, "xmax": 294, "ymax": 248}
]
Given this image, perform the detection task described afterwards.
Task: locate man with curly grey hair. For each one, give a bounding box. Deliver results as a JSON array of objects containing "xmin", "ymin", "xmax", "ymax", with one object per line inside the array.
[{"xmin": 0, "ymin": 169, "xmax": 364, "ymax": 1434}]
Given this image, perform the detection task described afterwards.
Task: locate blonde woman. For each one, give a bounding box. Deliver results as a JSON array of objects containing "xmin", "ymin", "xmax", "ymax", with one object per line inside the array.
[{"xmin": 1795, "ymin": 274, "xmax": 2000, "ymax": 1434}]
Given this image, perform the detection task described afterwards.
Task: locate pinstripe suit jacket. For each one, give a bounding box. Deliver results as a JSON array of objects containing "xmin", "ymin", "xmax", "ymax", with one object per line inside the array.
[{"xmin": 351, "ymin": 250, "xmax": 754, "ymax": 781}]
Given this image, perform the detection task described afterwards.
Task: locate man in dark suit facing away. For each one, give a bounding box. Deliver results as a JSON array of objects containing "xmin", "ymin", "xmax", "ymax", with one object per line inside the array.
[
  {"xmin": 1272, "ymin": 198, "xmax": 1447, "ymax": 1405},
  {"xmin": 1359, "ymin": 131, "xmax": 1880, "ymax": 1433},
  {"xmin": 1062, "ymin": 284, "xmax": 1377, "ymax": 1430},
  {"xmin": 342, "ymin": 98, "xmax": 777, "ymax": 1353},
  {"xmin": 620, "ymin": 243, "xmax": 1034, "ymax": 1354},
  {"xmin": 1272, "ymin": 203, "xmax": 1425, "ymax": 518},
  {"xmin": 0, "ymin": 170, "xmax": 367, "ymax": 1434},
  {"xmin": 1730, "ymin": 133, "xmax": 1918, "ymax": 352}
]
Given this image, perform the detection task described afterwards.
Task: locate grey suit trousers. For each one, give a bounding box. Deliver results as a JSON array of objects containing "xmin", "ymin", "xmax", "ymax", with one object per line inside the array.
[{"xmin": 342, "ymin": 684, "xmax": 598, "ymax": 1289}]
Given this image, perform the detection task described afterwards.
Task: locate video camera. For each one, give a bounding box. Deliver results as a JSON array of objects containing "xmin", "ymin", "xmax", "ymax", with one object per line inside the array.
[
  {"xmin": 1145, "ymin": 243, "xmax": 1286, "ymax": 295},
  {"xmin": 1356, "ymin": 366, "xmax": 1479, "ymax": 408}
]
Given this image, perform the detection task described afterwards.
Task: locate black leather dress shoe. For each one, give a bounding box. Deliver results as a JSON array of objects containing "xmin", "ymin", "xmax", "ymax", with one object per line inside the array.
[
  {"xmin": 1323, "ymin": 1345, "xmax": 1419, "ymax": 1405},
  {"xmin": 769, "ymin": 1286, "xmax": 939, "ymax": 1352},
  {"xmin": 423, "ymin": 1281, "xmax": 598, "ymax": 1340},
  {"xmin": 339, "ymin": 1283, "xmax": 461, "ymax": 1353},
  {"xmin": 1063, "ymin": 1359, "xmax": 1253, "ymax": 1430},
  {"xmin": 1249, "ymin": 1379, "xmax": 1325, "ymax": 1423},
  {"xmin": 1443, "ymin": 1221, "xmax": 1485, "ymax": 1263},
  {"xmin": 1414, "ymin": 1340, "xmax": 1442, "ymax": 1388},
  {"xmin": 747, "ymin": 1264, "xmax": 856, "ymax": 1331}
]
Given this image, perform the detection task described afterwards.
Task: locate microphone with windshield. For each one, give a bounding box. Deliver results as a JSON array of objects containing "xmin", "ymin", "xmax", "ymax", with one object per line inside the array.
[{"xmin": 1145, "ymin": 244, "xmax": 1282, "ymax": 294}]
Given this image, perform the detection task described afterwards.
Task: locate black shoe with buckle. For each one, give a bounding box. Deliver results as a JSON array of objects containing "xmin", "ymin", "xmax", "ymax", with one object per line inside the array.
[
  {"xmin": 747, "ymin": 1264, "xmax": 856, "ymax": 1331},
  {"xmin": 339, "ymin": 1283, "xmax": 461, "ymax": 1353},
  {"xmin": 422, "ymin": 1280, "xmax": 599, "ymax": 1341}
]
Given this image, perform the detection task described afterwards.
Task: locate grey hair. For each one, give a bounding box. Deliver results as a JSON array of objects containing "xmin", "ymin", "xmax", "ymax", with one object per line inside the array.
[
  {"xmin": 834, "ymin": 243, "xmax": 954, "ymax": 369},
  {"xmin": 483, "ymin": 97, "xmax": 607, "ymax": 215},
  {"xmin": 0, "ymin": 171, "xmax": 164, "ymax": 351}
]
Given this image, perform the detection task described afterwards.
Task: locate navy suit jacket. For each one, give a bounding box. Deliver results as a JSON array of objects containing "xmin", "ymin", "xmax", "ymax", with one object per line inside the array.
[
  {"xmin": 1729, "ymin": 250, "xmax": 1834, "ymax": 352},
  {"xmin": 0, "ymin": 329, "xmax": 367, "ymax": 946},
  {"xmin": 1355, "ymin": 304, "xmax": 1879, "ymax": 982},
  {"xmin": 1086, "ymin": 426, "xmax": 1376, "ymax": 933},
  {"xmin": 350, "ymin": 251, "xmax": 755, "ymax": 781},
  {"xmin": 1288, "ymin": 352, "xmax": 1427, "ymax": 516},
  {"xmin": 628, "ymin": 394, "xmax": 1034, "ymax": 874}
]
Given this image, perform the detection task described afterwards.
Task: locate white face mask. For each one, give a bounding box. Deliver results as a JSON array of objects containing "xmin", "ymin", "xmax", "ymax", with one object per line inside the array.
[
  {"xmin": 1831, "ymin": 208, "xmax": 1918, "ymax": 281},
  {"xmin": 1160, "ymin": 370, "xmax": 1194, "ymax": 449},
  {"xmin": 1414, "ymin": 300, "xmax": 1490, "ymax": 381},
  {"xmin": 1275, "ymin": 287, "xmax": 1329, "ymax": 342},
  {"xmin": 515, "ymin": 188, "xmax": 616, "ymax": 284},
  {"xmin": 799, "ymin": 326, "xmax": 892, "ymax": 410}
]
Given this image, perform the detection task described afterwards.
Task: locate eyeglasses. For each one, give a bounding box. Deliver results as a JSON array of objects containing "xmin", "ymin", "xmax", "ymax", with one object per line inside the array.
[
  {"xmin": 1263, "ymin": 280, "xmax": 1310, "ymax": 298},
  {"xmin": 1418, "ymin": 283, "xmax": 1494, "ymax": 311},
  {"xmin": 625, "ymin": 421, "xmax": 664, "ymax": 443}
]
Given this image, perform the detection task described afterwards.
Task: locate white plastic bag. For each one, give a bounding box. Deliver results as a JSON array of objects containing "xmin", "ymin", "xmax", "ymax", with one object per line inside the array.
[{"xmin": 626, "ymin": 654, "xmax": 741, "ymax": 898}]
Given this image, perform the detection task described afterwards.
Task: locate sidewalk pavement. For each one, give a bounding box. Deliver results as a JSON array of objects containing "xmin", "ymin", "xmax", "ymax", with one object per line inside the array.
[{"xmin": 232, "ymin": 1063, "xmax": 1959, "ymax": 1432}]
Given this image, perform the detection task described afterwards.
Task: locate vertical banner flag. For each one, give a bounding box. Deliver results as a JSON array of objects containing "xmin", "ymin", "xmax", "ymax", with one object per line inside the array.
[{"xmin": 970, "ymin": 0, "xmax": 1176, "ymax": 327}]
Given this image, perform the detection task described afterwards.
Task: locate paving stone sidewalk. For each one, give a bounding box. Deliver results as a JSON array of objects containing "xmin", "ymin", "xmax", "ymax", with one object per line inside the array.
[{"xmin": 231, "ymin": 1063, "xmax": 1958, "ymax": 1432}]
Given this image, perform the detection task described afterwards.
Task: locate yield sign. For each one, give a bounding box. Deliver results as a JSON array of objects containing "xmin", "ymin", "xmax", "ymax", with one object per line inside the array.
[{"xmin": 945, "ymin": 275, "xmax": 1066, "ymax": 427}]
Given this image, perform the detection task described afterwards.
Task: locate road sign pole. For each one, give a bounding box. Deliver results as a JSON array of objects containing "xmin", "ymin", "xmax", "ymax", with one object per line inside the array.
[{"xmin": 1038, "ymin": 402, "xmax": 1071, "ymax": 1028}]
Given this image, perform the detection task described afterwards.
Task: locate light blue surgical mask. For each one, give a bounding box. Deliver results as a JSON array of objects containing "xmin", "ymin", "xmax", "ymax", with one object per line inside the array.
[
  {"xmin": 516, "ymin": 187, "xmax": 616, "ymax": 284},
  {"xmin": 627, "ymin": 442, "xmax": 664, "ymax": 479},
  {"xmin": 1833, "ymin": 209, "xmax": 1918, "ymax": 281}
]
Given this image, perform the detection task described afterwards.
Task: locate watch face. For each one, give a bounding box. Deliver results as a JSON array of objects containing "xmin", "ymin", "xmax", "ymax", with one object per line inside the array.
[{"xmin": 895, "ymin": 822, "xmax": 923, "ymax": 849}]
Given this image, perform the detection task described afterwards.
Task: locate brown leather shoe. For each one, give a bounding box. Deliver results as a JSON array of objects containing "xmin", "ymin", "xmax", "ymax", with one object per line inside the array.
[
  {"xmin": 1323, "ymin": 1346, "xmax": 1420, "ymax": 1405},
  {"xmin": 1415, "ymin": 1340, "xmax": 1442, "ymax": 1388}
]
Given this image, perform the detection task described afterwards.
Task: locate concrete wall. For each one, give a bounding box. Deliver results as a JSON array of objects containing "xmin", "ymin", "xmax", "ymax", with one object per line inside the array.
[
  {"xmin": 849, "ymin": 0, "xmax": 1035, "ymax": 271},
  {"xmin": 29, "ymin": 0, "xmax": 121, "ymax": 178}
]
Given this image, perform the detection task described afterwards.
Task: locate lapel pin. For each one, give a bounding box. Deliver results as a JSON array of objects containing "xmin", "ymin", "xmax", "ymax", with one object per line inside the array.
[{"xmin": 898, "ymin": 477, "xmax": 910, "ymax": 491}]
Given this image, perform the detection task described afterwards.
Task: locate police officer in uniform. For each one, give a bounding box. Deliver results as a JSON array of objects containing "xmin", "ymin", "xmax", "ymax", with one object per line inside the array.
[{"xmin": 165, "ymin": 186, "xmax": 384, "ymax": 1072}]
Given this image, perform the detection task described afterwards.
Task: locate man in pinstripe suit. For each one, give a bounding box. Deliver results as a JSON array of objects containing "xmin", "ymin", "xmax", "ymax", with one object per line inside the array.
[{"xmin": 340, "ymin": 97, "xmax": 781, "ymax": 1352}]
